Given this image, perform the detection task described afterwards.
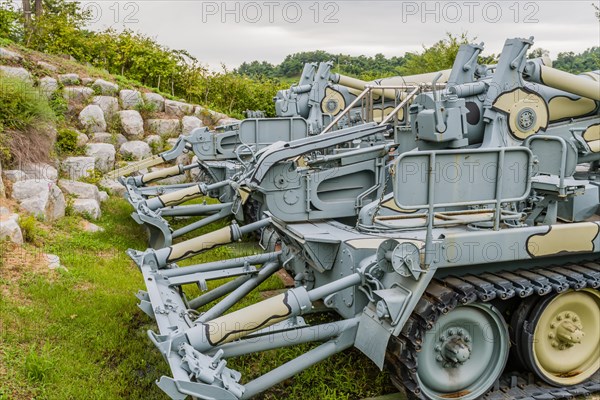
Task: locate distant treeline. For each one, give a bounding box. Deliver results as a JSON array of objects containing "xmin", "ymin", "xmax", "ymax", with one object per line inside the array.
[{"xmin": 236, "ymin": 46, "xmax": 600, "ymax": 80}]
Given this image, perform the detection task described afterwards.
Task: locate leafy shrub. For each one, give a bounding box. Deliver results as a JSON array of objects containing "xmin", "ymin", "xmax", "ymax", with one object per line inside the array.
[
  {"xmin": 64, "ymin": 195, "xmax": 75, "ymax": 216},
  {"xmin": 19, "ymin": 214, "xmax": 43, "ymax": 244},
  {"xmin": 78, "ymin": 169, "xmax": 103, "ymax": 185},
  {"xmin": 55, "ymin": 127, "xmax": 79, "ymax": 155},
  {"xmin": 148, "ymin": 138, "xmax": 164, "ymax": 155},
  {"xmin": 0, "ymin": 74, "xmax": 56, "ymax": 167},
  {"xmin": 0, "ymin": 1, "xmax": 21, "ymax": 42},
  {"xmin": 49, "ymin": 91, "xmax": 68, "ymax": 118},
  {"xmin": 135, "ymin": 100, "xmax": 157, "ymax": 119}
]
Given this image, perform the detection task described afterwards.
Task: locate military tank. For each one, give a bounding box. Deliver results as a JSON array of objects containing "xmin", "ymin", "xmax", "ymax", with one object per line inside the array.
[{"xmin": 127, "ymin": 36, "xmax": 600, "ymax": 400}]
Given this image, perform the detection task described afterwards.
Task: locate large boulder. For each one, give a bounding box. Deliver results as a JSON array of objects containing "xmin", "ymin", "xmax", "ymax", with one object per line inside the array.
[
  {"xmin": 119, "ymin": 110, "xmax": 144, "ymax": 139},
  {"xmin": 72, "ymin": 199, "xmax": 101, "ymax": 220},
  {"xmin": 81, "ymin": 220, "xmax": 104, "ymax": 232},
  {"xmin": 86, "ymin": 143, "xmax": 115, "ymax": 173},
  {"xmin": 99, "ymin": 177, "xmax": 125, "ymax": 196},
  {"xmin": 114, "ymin": 134, "xmax": 128, "ymax": 149},
  {"xmin": 79, "ymin": 104, "xmax": 107, "ymax": 133},
  {"xmin": 0, "ymin": 212, "xmax": 23, "ymax": 245},
  {"xmin": 2, "ymin": 170, "xmax": 28, "ymax": 184},
  {"xmin": 58, "ymin": 73, "xmax": 80, "ymax": 85},
  {"xmin": 0, "ymin": 66, "xmax": 32, "ymax": 83},
  {"xmin": 92, "ymin": 96, "xmax": 119, "ymax": 116},
  {"xmin": 0, "ymin": 47, "xmax": 22, "ymax": 61},
  {"xmin": 165, "ymin": 99, "xmax": 194, "ymax": 117},
  {"xmin": 98, "ymin": 191, "xmax": 109, "ymax": 202},
  {"xmin": 11, "ymin": 180, "xmax": 66, "ymax": 221},
  {"xmin": 58, "ymin": 179, "xmax": 101, "ymax": 203},
  {"xmin": 64, "ymin": 86, "xmax": 94, "ymax": 103},
  {"xmin": 196, "ymin": 108, "xmax": 224, "ymax": 126},
  {"xmin": 92, "ymin": 79, "xmax": 119, "ymax": 95},
  {"xmin": 61, "ymin": 157, "xmax": 96, "ymax": 180},
  {"xmin": 217, "ymin": 117, "xmax": 240, "ymax": 126},
  {"xmin": 166, "ymin": 138, "xmax": 178, "ymax": 148},
  {"xmin": 44, "ymin": 254, "xmax": 62, "ymax": 270},
  {"xmin": 144, "ymin": 135, "xmax": 162, "ymax": 151},
  {"xmin": 90, "ymin": 132, "xmax": 126, "ymax": 149},
  {"xmin": 119, "ymin": 89, "xmax": 143, "ymax": 109},
  {"xmin": 37, "ymin": 61, "xmax": 57, "ymax": 72},
  {"xmin": 77, "ymin": 132, "xmax": 89, "ymax": 147},
  {"xmin": 181, "ymin": 116, "xmax": 203, "ymax": 134},
  {"xmin": 90, "ymin": 132, "xmax": 113, "ymax": 144},
  {"xmin": 193, "ymin": 105, "xmax": 208, "ymax": 118},
  {"xmin": 144, "ymin": 93, "xmax": 165, "ymax": 112},
  {"xmin": 39, "ymin": 77, "xmax": 59, "ymax": 98},
  {"xmin": 22, "ymin": 163, "xmax": 58, "ymax": 182},
  {"xmin": 146, "ymin": 119, "xmax": 180, "ymax": 137},
  {"xmin": 120, "ymin": 141, "xmax": 151, "ymax": 160}
]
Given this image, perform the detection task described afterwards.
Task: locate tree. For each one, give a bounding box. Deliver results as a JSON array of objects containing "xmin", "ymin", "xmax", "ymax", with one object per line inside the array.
[
  {"xmin": 25, "ymin": 0, "xmax": 92, "ymax": 55},
  {"xmin": 399, "ymin": 33, "xmax": 474, "ymax": 75},
  {"xmin": 528, "ymin": 48, "xmax": 549, "ymax": 59},
  {"xmin": 0, "ymin": 1, "xmax": 21, "ymax": 40},
  {"xmin": 34, "ymin": 0, "xmax": 42, "ymax": 16},
  {"xmin": 236, "ymin": 61, "xmax": 277, "ymax": 78},
  {"xmin": 21, "ymin": 0, "xmax": 31, "ymax": 29},
  {"xmin": 554, "ymin": 47, "xmax": 600, "ymax": 74}
]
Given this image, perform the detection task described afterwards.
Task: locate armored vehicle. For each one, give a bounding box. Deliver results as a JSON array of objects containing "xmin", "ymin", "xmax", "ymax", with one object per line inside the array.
[
  {"xmin": 121, "ymin": 64, "xmax": 453, "ymax": 248},
  {"xmin": 128, "ymin": 37, "xmax": 600, "ymax": 399}
]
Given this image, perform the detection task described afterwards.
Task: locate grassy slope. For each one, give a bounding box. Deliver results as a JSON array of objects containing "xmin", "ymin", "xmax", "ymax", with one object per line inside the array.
[
  {"xmin": 0, "ymin": 198, "xmax": 395, "ymax": 400},
  {"xmin": 0, "ymin": 199, "xmax": 168, "ymax": 399},
  {"xmin": 0, "ymin": 38, "xmax": 181, "ymax": 101}
]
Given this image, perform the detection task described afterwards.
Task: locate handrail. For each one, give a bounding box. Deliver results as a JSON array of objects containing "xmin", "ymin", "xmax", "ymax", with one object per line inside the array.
[
  {"xmin": 322, "ymin": 83, "xmax": 446, "ymax": 134},
  {"xmin": 379, "ymin": 86, "xmax": 420, "ymax": 126},
  {"xmin": 322, "ymin": 86, "xmax": 370, "ymax": 134}
]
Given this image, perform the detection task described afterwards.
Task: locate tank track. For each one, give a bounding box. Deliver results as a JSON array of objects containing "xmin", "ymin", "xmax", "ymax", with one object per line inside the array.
[{"xmin": 386, "ymin": 261, "xmax": 600, "ymax": 400}]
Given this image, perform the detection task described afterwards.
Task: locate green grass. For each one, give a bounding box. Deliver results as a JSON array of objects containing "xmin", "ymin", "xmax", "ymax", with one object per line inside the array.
[
  {"xmin": 0, "ymin": 197, "xmax": 395, "ymax": 400},
  {"xmin": 0, "ymin": 73, "xmax": 57, "ymax": 166},
  {"xmin": 0, "ymin": 198, "xmax": 167, "ymax": 399}
]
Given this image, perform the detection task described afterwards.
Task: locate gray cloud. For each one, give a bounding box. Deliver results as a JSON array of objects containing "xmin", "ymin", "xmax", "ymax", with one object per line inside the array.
[{"xmin": 82, "ymin": 0, "xmax": 600, "ymax": 68}]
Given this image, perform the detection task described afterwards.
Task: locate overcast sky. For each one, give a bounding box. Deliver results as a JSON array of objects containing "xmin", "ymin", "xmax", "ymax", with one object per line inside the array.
[{"xmin": 82, "ymin": 0, "xmax": 600, "ymax": 69}]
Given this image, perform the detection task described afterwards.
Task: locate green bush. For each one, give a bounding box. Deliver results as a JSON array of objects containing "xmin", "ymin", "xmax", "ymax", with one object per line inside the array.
[
  {"xmin": 19, "ymin": 215, "xmax": 44, "ymax": 244},
  {"xmin": 0, "ymin": 74, "xmax": 57, "ymax": 167},
  {"xmin": 0, "ymin": 1, "xmax": 21, "ymax": 42},
  {"xmin": 49, "ymin": 91, "xmax": 68, "ymax": 118},
  {"xmin": 135, "ymin": 100, "xmax": 157, "ymax": 119},
  {"xmin": 55, "ymin": 127, "xmax": 79, "ymax": 155},
  {"xmin": 78, "ymin": 169, "xmax": 103, "ymax": 185}
]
